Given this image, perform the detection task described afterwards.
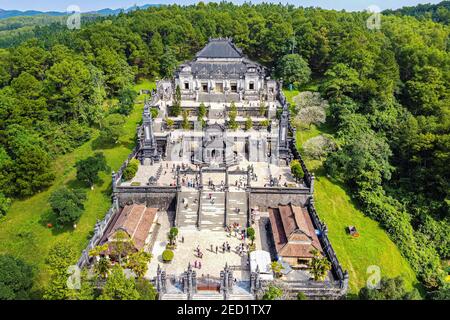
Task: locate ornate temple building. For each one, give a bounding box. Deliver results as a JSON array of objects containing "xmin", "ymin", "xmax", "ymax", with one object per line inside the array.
[
  {"xmin": 174, "ymin": 38, "xmax": 278, "ymax": 103},
  {"xmin": 138, "ymin": 38, "xmax": 291, "ymax": 167}
]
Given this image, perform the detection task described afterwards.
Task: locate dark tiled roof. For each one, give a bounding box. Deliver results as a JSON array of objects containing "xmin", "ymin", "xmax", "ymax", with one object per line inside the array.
[
  {"xmin": 196, "ymin": 38, "xmax": 243, "ymax": 58},
  {"xmin": 191, "ymin": 62, "xmax": 247, "ymax": 77}
]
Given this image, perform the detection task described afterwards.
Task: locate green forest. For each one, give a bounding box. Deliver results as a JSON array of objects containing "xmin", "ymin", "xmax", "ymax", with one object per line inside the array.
[{"xmin": 0, "ymin": 2, "xmax": 448, "ymax": 299}]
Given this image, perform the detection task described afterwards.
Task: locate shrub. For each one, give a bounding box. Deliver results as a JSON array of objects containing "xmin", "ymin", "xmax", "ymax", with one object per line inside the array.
[
  {"xmin": 122, "ymin": 159, "xmax": 139, "ymax": 181},
  {"xmin": 297, "ymin": 292, "xmax": 308, "ymax": 300},
  {"xmin": 150, "ymin": 107, "xmax": 159, "ymax": 119},
  {"xmin": 262, "ymin": 285, "xmax": 283, "ymax": 300},
  {"xmin": 165, "ymin": 117, "xmax": 174, "ymax": 129},
  {"xmin": 290, "ymin": 159, "xmax": 304, "ymax": 180},
  {"xmin": 162, "ymin": 249, "xmax": 174, "ymax": 262},
  {"xmin": 260, "ymin": 119, "xmax": 270, "ymax": 128},
  {"xmin": 245, "ymin": 117, "xmax": 253, "ymax": 130},
  {"xmin": 0, "ymin": 193, "xmax": 11, "ymax": 216}
]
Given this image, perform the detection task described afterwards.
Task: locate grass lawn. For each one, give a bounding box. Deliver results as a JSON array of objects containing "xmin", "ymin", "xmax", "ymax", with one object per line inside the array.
[
  {"xmin": 134, "ymin": 78, "xmax": 156, "ymax": 104},
  {"xmin": 286, "ymin": 90, "xmax": 418, "ymax": 294},
  {"xmin": 0, "ymin": 83, "xmax": 150, "ymax": 294}
]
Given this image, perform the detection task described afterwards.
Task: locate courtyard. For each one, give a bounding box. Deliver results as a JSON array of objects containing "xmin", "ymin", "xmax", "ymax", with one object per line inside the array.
[{"xmin": 146, "ymin": 212, "xmax": 252, "ymax": 281}]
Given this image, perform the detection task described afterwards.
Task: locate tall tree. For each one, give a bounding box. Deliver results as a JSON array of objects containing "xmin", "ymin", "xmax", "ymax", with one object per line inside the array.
[
  {"xmin": 75, "ymin": 153, "xmax": 107, "ymax": 188},
  {"xmin": 276, "ymin": 54, "xmax": 311, "ymax": 89},
  {"xmin": 99, "ymin": 265, "xmax": 140, "ymax": 300},
  {"xmin": 0, "ymin": 254, "xmax": 34, "ymax": 300}
]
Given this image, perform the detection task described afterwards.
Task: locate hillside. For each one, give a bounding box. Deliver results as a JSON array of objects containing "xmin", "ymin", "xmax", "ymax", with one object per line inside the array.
[
  {"xmin": 384, "ymin": 1, "xmax": 450, "ymax": 24},
  {"xmin": 0, "ymin": 80, "xmax": 154, "ymax": 293},
  {"xmin": 285, "ymin": 89, "xmax": 418, "ymax": 294},
  {"xmin": 0, "ymin": 4, "xmax": 161, "ymax": 19}
]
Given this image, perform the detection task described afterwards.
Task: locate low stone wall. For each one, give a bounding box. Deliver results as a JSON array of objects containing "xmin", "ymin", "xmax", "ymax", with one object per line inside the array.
[
  {"xmin": 249, "ymin": 190, "xmax": 309, "ymax": 210},
  {"xmin": 115, "ymin": 187, "xmax": 177, "ymax": 212}
]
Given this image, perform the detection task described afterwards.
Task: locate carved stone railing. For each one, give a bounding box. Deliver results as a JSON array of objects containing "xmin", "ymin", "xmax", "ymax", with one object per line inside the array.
[{"xmin": 249, "ymin": 186, "xmax": 310, "ymax": 194}]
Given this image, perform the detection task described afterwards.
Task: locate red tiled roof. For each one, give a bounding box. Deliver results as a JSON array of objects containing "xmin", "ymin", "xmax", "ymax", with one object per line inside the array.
[
  {"xmin": 268, "ymin": 204, "xmax": 322, "ymax": 259},
  {"xmin": 107, "ymin": 205, "xmax": 157, "ymax": 251}
]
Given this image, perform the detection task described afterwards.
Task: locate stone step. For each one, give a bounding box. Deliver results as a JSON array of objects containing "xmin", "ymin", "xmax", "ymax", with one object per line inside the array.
[
  {"xmin": 161, "ymin": 293, "xmax": 188, "ymax": 300},
  {"xmin": 191, "ymin": 294, "xmax": 224, "ymax": 300},
  {"xmin": 227, "ymin": 294, "xmax": 255, "ymax": 300}
]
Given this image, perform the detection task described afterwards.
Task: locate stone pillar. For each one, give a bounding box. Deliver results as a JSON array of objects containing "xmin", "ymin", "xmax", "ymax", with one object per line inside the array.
[
  {"xmin": 161, "ymin": 271, "xmax": 167, "ymax": 294},
  {"xmin": 310, "ymin": 174, "xmax": 315, "ymax": 194},
  {"xmin": 192, "ymin": 270, "xmax": 197, "ymax": 294},
  {"xmin": 176, "ymin": 166, "xmax": 181, "ymax": 188},
  {"xmin": 112, "ymin": 195, "xmax": 119, "ymax": 211},
  {"xmin": 342, "ymin": 271, "xmax": 349, "ymax": 290},
  {"xmin": 250, "ymin": 272, "xmax": 255, "ymax": 293},
  {"xmin": 227, "ymin": 268, "xmax": 234, "ymax": 294},
  {"xmin": 255, "ymin": 265, "xmax": 261, "ymax": 291},
  {"xmin": 111, "ymin": 171, "xmax": 116, "ymax": 190},
  {"xmin": 220, "ymin": 270, "xmax": 225, "ymax": 293},
  {"xmin": 156, "ymin": 265, "xmax": 162, "ymax": 294}
]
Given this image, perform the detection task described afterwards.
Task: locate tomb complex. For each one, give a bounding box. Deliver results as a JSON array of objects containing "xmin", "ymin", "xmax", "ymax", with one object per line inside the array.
[{"xmin": 78, "ymin": 38, "xmax": 348, "ymax": 300}]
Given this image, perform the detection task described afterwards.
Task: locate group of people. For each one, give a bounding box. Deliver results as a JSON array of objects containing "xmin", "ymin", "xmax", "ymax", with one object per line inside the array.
[
  {"xmin": 226, "ymin": 222, "xmax": 246, "ymax": 241},
  {"xmin": 207, "ymin": 178, "xmax": 226, "ymax": 191},
  {"xmin": 234, "ymin": 178, "xmax": 247, "ymax": 190},
  {"xmin": 182, "ymin": 177, "xmax": 198, "ymax": 188},
  {"xmin": 235, "ymin": 242, "xmax": 249, "ymax": 257}
]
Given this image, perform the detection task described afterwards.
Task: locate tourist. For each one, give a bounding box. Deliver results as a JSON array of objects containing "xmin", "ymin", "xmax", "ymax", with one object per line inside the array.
[
  {"xmin": 199, "ymin": 261, "xmax": 202, "ymax": 269},
  {"xmin": 194, "ymin": 260, "xmax": 197, "ymax": 268},
  {"xmin": 182, "ymin": 236, "xmax": 185, "ymax": 243},
  {"xmin": 210, "ymin": 244, "xmax": 213, "ymax": 252},
  {"xmin": 215, "ymin": 246, "xmax": 218, "ymax": 254}
]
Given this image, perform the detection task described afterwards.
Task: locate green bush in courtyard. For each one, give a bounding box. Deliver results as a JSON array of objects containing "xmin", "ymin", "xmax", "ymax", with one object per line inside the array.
[
  {"xmin": 162, "ymin": 249, "xmax": 174, "ymax": 262},
  {"xmin": 123, "ymin": 159, "xmax": 139, "ymax": 181},
  {"xmin": 290, "ymin": 159, "xmax": 304, "ymax": 181}
]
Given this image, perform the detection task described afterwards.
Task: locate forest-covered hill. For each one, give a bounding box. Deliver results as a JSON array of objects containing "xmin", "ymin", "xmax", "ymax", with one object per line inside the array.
[
  {"xmin": 0, "ymin": 2, "xmax": 448, "ymax": 299},
  {"xmin": 384, "ymin": 1, "xmax": 450, "ymax": 24}
]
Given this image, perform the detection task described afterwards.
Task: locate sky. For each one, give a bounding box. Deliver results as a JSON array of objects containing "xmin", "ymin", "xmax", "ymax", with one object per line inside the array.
[{"xmin": 0, "ymin": 0, "xmax": 444, "ymax": 13}]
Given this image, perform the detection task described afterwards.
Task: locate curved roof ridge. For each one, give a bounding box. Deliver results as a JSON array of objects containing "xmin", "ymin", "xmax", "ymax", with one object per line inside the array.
[{"xmin": 196, "ymin": 38, "xmax": 243, "ymax": 59}]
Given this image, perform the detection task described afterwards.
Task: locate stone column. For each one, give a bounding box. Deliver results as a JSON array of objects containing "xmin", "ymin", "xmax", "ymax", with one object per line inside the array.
[
  {"xmin": 111, "ymin": 171, "xmax": 117, "ymax": 190},
  {"xmin": 156, "ymin": 265, "xmax": 162, "ymax": 293},
  {"xmin": 161, "ymin": 270, "xmax": 167, "ymax": 294}
]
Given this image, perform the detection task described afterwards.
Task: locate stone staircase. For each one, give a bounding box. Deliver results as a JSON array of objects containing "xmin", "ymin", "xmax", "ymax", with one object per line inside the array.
[
  {"xmin": 228, "ymin": 293, "xmax": 255, "ymax": 300},
  {"xmin": 200, "ymin": 191, "xmax": 225, "ymax": 231},
  {"xmin": 227, "ymin": 192, "xmax": 248, "ymax": 227},
  {"xmin": 160, "ymin": 293, "xmax": 188, "ymax": 300},
  {"xmin": 177, "ymin": 191, "xmax": 199, "ymax": 230},
  {"xmin": 191, "ymin": 292, "xmax": 224, "ymax": 300}
]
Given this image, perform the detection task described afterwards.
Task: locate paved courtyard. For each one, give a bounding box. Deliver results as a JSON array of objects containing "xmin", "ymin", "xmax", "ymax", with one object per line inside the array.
[{"xmin": 146, "ymin": 213, "xmax": 251, "ymax": 280}]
